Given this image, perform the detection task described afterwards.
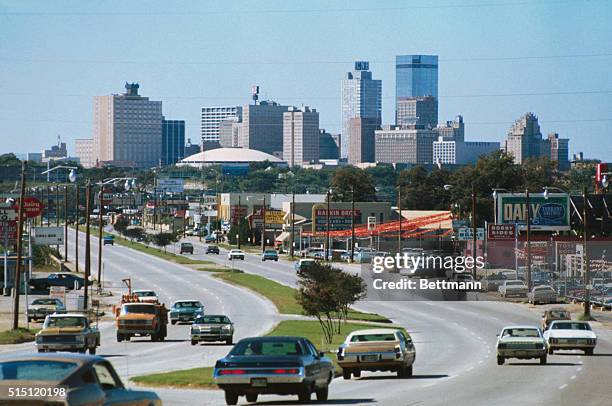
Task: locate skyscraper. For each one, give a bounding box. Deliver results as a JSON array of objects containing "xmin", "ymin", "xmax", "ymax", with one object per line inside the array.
[
  {"xmin": 396, "ymin": 96, "xmax": 438, "ymax": 128},
  {"xmin": 239, "ymin": 100, "xmax": 290, "ymax": 156},
  {"xmin": 283, "ymin": 106, "xmax": 319, "ymax": 167},
  {"xmin": 162, "ymin": 118, "xmax": 185, "ymax": 166},
  {"xmin": 502, "ymin": 112, "xmax": 546, "ymax": 164},
  {"xmin": 341, "ymin": 61, "xmax": 382, "ymax": 159},
  {"xmin": 548, "ymin": 133, "xmax": 570, "ymax": 171},
  {"xmin": 75, "ymin": 139, "xmax": 94, "ymax": 168},
  {"xmin": 348, "ymin": 117, "xmax": 379, "ymax": 165},
  {"xmin": 93, "ymin": 83, "xmax": 163, "ymax": 167},
  {"xmin": 395, "ymin": 55, "xmax": 438, "ymax": 99},
  {"xmin": 374, "ymin": 125, "xmax": 437, "ymax": 164},
  {"xmin": 200, "ymin": 106, "xmax": 242, "ymax": 145}
]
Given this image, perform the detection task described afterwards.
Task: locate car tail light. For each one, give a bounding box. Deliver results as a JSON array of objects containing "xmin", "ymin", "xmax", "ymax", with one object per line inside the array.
[
  {"xmin": 218, "ymin": 369, "xmax": 247, "ymax": 375},
  {"xmin": 395, "ymin": 345, "xmax": 402, "ymax": 359},
  {"xmin": 273, "ymin": 369, "xmax": 299, "ymax": 374},
  {"xmin": 337, "ymin": 347, "xmax": 345, "ymax": 361}
]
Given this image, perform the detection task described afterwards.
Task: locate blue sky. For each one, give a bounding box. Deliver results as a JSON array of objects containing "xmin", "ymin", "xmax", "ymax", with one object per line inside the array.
[{"xmin": 1, "ymin": 0, "xmax": 611, "ymax": 160}]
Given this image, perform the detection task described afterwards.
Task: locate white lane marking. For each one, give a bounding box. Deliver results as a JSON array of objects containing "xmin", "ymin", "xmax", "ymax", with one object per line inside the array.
[
  {"xmin": 466, "ymin": 366, "xmax": 474, "ymax": 372},
  {"xmin": 478, "ymin": 360, "xmax": 483, "ymax": 364},
  {"xmin": 577, "ymin": 367, "xmax": 582, "ymax": 372},
  {"xmin": 570, "ymin": 375, "xmax": 576, "ymax": 380},
  {"xmin": 559, "ymin": 384, "xmax": 568, "ymax": 390}
]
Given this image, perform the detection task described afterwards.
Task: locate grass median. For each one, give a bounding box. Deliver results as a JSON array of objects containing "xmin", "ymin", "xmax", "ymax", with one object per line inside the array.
[
  {"xmin": 0, "ymin": 328, "xmax": 39, "ymax": 344},
  {"xmin": 131, "ymin": 319, "xmax": 396, "ymax": 389}
]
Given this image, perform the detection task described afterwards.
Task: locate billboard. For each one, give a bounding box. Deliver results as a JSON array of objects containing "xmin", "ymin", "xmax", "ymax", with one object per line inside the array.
[
  {"xmin": 496, "ymin": 193, "xmax": 570, "ymax": 231},
  {"xmin": 456, "ymin": 227, "xmax": 485, "ymax": 241},
  {"xmin": 32, "ymin": 226, "xmax": 64, "ymax": 245},
  {"xmin": 157, "ymin": 178, "xmax": 184, "ymax": 193},
  {"xmin": 252, "ymin": 209, "xmax": 285, "ymax": 229},
  {"xmin": 312, "ymin": 207, "xmax": 361, "ymax": 232},
  {"xmin": 488, "ymin": 224, "xmax": 516, "ymax": 241}
]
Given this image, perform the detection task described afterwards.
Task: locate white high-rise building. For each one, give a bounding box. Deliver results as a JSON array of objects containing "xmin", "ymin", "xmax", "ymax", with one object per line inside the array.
[
  {"xmin": 341, "ymin": 61, "xmax": 382, "ymax": 159},
  {"xmin": 201, "ymin": 106, "xmax": 242, "ymax": 144},
  {"xmin": 75, "ymin": 139, "xmax": 95, "ymax": 168},
  {"xmin": 283, "ymin": 106, "xmax": 319, "ymax": 167}
]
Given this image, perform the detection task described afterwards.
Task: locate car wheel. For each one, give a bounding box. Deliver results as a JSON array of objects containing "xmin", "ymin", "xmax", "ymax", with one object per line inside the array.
[
  {"xmin": 497, "ymin": 356, "xmax": 505, "ymax": 365},
  {"xmin": 275, "ymin": 259, "xmax": 278, "ymax": 262},
  {"xmin": 171, "ymin": 320, "xmax": 177, "ymax": 325},
  {"xmin": 353, "ymin": 370, "xmax": 361, "ymax": 378},
  {"xmin": 89, "ymin": 347, "xmax": 96, "ymax": 355},
  {"xmin": 342, "ymin": 369, "xmax": 351, "ymax": 380},
  {"xmin": 191, "ymin": 340, "xmax": 197, "ymax": 346},
  {"xmin": 585, "ymin": 348, "xmax": 594, "ymax": 356},
  {"xmin": 548, "ymin": 347, "xmax": 554, "ymax": 355},
  {"xmin": 226, "ymin": 337, "xmax": 233, "ymax": 345},
  {"xmin": 224, "ymin": 390, "xmax": 239, "ymax": 405},
  {"xmin": 116, "ymin": 333, "xmax": 123, "ymax": 342},
  {"xmin": 315, "ymin": 386, "xmax": 329, "ymax": 401},
  {"xmin": 297, "ymin": 388, "xmax": 311, "ymax": 402},
  {"xmin": 246, "ymin": 393, "xmax": 258, "ymax": 403},
  {"xmin": 37, "ymin": 348, "xmax": 44, "ymax": 353},
  {"xmin": 540, "ymin": 355, "xmax": 547, "ymax": 364}
]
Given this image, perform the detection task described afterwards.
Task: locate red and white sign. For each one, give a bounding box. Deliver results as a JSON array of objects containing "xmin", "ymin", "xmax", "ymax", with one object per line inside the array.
[
  {"xmin": 101, "ymin": 189, "xmax": 113, "ymax": 205},
  {"xmin": 0, "ymin": 220, "xmax": 17, "ymax": 239},
  {"xmin": 11, "ymin": 197, "xmax": 43, "ymax": 218},
  {"xmin": 488, "ymin": 224, "xmax": 515, "ymax": 241}
]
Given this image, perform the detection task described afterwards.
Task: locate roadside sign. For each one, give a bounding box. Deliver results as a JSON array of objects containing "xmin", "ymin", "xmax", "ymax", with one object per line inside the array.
[
  {"xmin": 0, "ymin": 208, "xmax": 17, "ymax": 222},
  {"xmin": 457, "ymin": 227, "xmax": 485, "ymax": 241},
  {"xmin": 367, "ymin": 216, "xmax": 376, "ymax": 231},
  {"xmin": 496, "ymin": 193, "xmax": 570, "ymax": 231},
  {"xmin": 101, "ymin": 189, "xmax": 113, "ymax": 205},
  {"xmin": 49, "ymin": 286, "xmax": 66, "ymax": 303},
  {"xmin": 11, "ymin": 197, "xmax": 44, "ymax": 218},
  {"xmin": 488, "ymin": 224, "xmax": 515, "ymax": 241},
  {"xmin": 32, "ymin": 226, "xmax": 64, "ymax": 245},
  {"xmin": 0, "ymin": 220, "xmax": 17, "ymax": 239}
]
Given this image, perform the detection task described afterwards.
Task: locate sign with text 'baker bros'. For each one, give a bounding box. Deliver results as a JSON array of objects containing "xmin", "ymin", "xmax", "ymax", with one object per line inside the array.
[{"xmin": 496, "ymin": 193, "xmax": 570, "ymax": 231}]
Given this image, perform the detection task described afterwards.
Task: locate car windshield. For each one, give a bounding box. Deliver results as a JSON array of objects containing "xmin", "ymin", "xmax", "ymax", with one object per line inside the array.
[
  {"xmin": 265, "ymin": 250, "xmax": 276, "ymax": 254},
  {"xmin": 0, "ymin": 360, "xmax": 78, "ymax": 381},
  {"xmin": 135, "ymin": 291, "xmax": 156, "ymax": 297},
  {"xmin": 121, "ymin": 304, "xmax": 156, "ymax": 314},
  {"xmin": 552, "ymin": 322, "xmax": 591, "ymax": 331},
  {"xmin": 507, "ymin": 281, "xmax": 524, "ymax": 286},
  {"xmin": 182, "ymin": 243, "xmax": 192, "ymax": 247},
  {"xmin": 174, "ymin": 301, "xmax": 202, "ymax": 309},
  {"xmin": 350, "ymin": 333, "xmax": 397, "ymax": 342},
  {"xmin": 32, "ymin": 299, "xmax": 59, "ymax": 306},
  {"xmin": 230, "ymin": 339, "xmax": 303, "ymax": 356},
  {"xmin": 195, "ymin": 316, "xmax": 230, "ymax": 324},
  {"xmin": 502, "ymin": 328, "xmax": 540, "ymax": 338},
  {"xmin": 45, "ymin": 317, "xmax": 86, "ymax": 328},
  {"xmin": 549, "ymin": 311, "xmax": 569, "ymax": 318}
]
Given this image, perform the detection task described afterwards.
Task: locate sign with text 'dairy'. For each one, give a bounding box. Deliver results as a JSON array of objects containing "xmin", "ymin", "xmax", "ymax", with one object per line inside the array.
[{"xmin": 496, "ymin": 193, "xmax": 570, "ymax": 231}]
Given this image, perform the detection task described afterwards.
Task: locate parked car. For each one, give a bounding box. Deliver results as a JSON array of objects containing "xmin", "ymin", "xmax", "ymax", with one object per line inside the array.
[
  {"xmin": 262, "ymin": 249, "xmax": 279, "ymax": 261},
  {"xmin": 527, "ymin": 285, "xmax": 558, "ymax": 305},
  {"xmin": 498, "ymin": 280, "xmax": 528, "ymax": 298},
  {"xmin": 337, "ymin": 328, "xmax": 416, "ymax": 379},
  {"xmin": 132, "ymin": 289, "xmax": 159, "ymax": 303},
  {"xmin": 35, "ymin": 314, "xmax": 100, "ymax": 354},
  {"xmin": 205, "ymin": 233, "xmax": 217, "ymax": 243},
  {"xmin": 206, "ymin": 245, "xmax": 220, "ymax": 254},
  {"xmin": 482, "ymin": 273, "xmax": 508, "ymax": 292},
  {"xmin": 102, "ymin": 235, "xmax": 114, "ymax": 245},
  {"xmin": 180, "ymin": 242, "xmax": 194, "ymax": 254},
  {"xmin": 29, "ymin": 273, "xmax": 85, "ymax": 291},
  {"xmin": 191, "ymin": 314, "xmax": 234, "ymax": 345},
  {"xmin": 294, "ymin": 258, "xmax": 316, "ymax": 271},
  {"xmin": 541, "ymin": 308, "xmax": 571, "ymax": 331},
  {"xmin": 227, "ymin": 249, "xmax": 245, "ymax": 260},
  {"xmin": 543, "ymin": 320, "xmax": 597, "ymax": 355},
  {"xmin": 496, "ymin": 325, "xmax": 548, "ymax": 365},
  {"xmin": 27, "ymin": 298, "xmax": 66, "ymax": 322},
  {"xmin": 169, "ymin": 300, "xmax": 204, "ymax": 325},
  {"xmin": 214, "ymin": 336, "xmax": 333, "ymax": 405},
  {"xmin": 0, "ymin": 353, "xmax": 161, "ymax": 405}
]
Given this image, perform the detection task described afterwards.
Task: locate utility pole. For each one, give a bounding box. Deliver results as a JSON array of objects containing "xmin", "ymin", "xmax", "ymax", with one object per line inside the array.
[
  {"xmin": 74, "ymin": 184, "xmax": 79, "ymax": 273},
  {"xmin": 471, "ymin": 183, "xmax": 477, "ymax": 278},
  {"xmin": 290, "ymin": 190, "xmax": 295, "ymax": 258},
  {"xmin": 397, "ymin": 185, "xmax": 402, "ymax": 254},
  {"xmin": 12, "ymin": 161, "xmax": 27, "ymax": 330},
  {"xmin": 46, "ymin": 185, "xmax": 50, "ymax": 227},
  {"xmin": 55, "ymin": 186, "xmax": 60, "ymax": 227},
  {"xmin": 64, "ymin": 185, "xmax": 68, "ymax": 260},
  {"xmin": 84, "ymin": 181, "xmax": 91, "ymax": 311},
  {"xmin": 525, "ymin": 189, "xmax": 532, "ymax": 291},
  {"xmin": 153, "ymin": 192, "xmax": 158, "ymax": 231},
  {"xmin": 261, "ymin": 195, "xmax": 266, "ymax": 252},
  {"xmin": 583, "ymin": 186, "xmax": 591, "ymax": 319},
  {"xmin": 237, "ymin": 195, "xmax": 242, "ymax": 249},
  {"xmin": 351, "ymin": 185, "xmax": 355, "ymax": 262},
  {"xmin": 97, "ymin": 187, "xmax": 103, "ymax": 287},
  {"xmin": 326, "ymin": 189, "xmax": 331, "ymax": 261}
]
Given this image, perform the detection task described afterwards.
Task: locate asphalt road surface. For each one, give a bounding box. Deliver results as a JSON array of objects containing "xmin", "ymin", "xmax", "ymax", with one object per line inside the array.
[{"xmin": 3, "ymin": 233, "xmax": 610, "ymax": 405}]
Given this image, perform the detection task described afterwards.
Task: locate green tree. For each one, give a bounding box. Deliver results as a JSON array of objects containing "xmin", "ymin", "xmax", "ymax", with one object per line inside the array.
[
  {"xmin": 151, "ymin": 232, "xmax": 176, "ymax": 252},
  {"xmin": 228, "ymin": 219, "xmax": 250, "ymax": 245},
  {"xmin": 113, "ymin": 216, "xmax": 129, "ymax": 235},
  {"xmin": 123, "ymin": 227, "xmax": 146, "ymax": 242},
  {"xmin": 329, "ymin": 167, "xmax": 376, "ymax": 202}
]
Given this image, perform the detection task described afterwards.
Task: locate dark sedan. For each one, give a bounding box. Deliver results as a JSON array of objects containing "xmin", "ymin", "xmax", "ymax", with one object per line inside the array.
[
  {"xmin": 214, "ymin": 336, "xmax": 333, "ymax": 405},
  {"xmin": 29, "ymin": 273, "xmax": 85, "ymax": 291},
  {"xmin": 0, "ymin": 353, "xmax": 161, "ymax": 405},
  {"xmin": 206, "ymin": 245, "xmax": 220, "ymax": 254}
]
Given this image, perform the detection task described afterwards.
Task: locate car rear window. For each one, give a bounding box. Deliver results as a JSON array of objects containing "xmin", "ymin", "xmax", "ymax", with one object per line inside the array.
[
  {"xmin": 32, "ymin": 299, "xmax": 58, "ymax": 305},
  {"xmin": 501, "ymin": 328, "xmax": 540, "ymax": 338},
  {"xmin": 0, "ymin": 360, "xmax": 78, "ymax": 381},
  {"xmin": 350, "ymin": 333, "xmax": 397, "ymax": 342},
  {"xmin": 230, "ymin": 340, "xmax": 303, "ymax": 356},
  {"xmin": 44, "ymin": 317, "xmax": 86, "ymax": 328},
  {"xmin": 196, "ymin": 316, "xmax": 230, "ymax": 324}
]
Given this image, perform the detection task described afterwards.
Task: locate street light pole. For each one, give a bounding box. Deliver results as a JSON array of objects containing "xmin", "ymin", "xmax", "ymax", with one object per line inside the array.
[
  {"xmin": 237, "ymin": 195, "xmax": 242, "ymax": 250},
  {"xmin": 261, "ymin": 195, "xmax": 266, "ymax": 253},
  {"xmin": 84, "ymin": 181, "xmax": 91, "ymax": 311},
  {"xmin": 12, "ymin": 161, "xmax": 27, "ymax": 330},
  {"xmin": 397, "ymin": 185, "xmax": 402, "ymax": 254},
  {"xmin": 351, "ymin": 186, "xmax": 355, "ymax": 262},
  {"xmin": 326, "ymin": 189, "xmax": 331, "ymax": 261},
  {"xmin": 75, "ymin": 184, "xmax": 79, "ymax": 273},
  {"xmin": 290, "ymin": 191, "xmax": 295, "ymax": 258},
  {"xmin": 471, "ymin": 183, "xmax": 477, "ymax": 278},
  {"xmin": 64, "ymin": 186, "xmax": 68, "ymax": 260},
  {"xmin": 97, "ymin": 187, "xmax": 103, "ymax": 288},
  {"xmin": 582, "ymin": 186, "xmax": 591, "ymax": 319},
  {"xmin": 525, "ymin": 188, "xmax": 532, "ymax": 292}
]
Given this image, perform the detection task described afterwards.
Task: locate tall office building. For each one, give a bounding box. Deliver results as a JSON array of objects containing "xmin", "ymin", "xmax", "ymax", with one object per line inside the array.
[
  {"xmin": 374, "ymin": 125, "xmax": 437, "ymax": 164},
  {"xmin": 93, "ymin": 83, "xmax": 163, "ymax": 167},
  {"xmin": 396, "ymin": 55, "xmax": 438, "ymax": 99},
  {"xmin": 435, "ymin": 115, "xmax": 465, "ymax": 141},
  {"xmin": 75, "ymin": 139, "xmax": 95, "ymax": 168},
  {"xmin": 548, "ymin": 133, "xmax": 570, "ymax": 171},
  {"xmin": 502, "ymin": 113, "xmax": 547, "ymax": 164},
  {"xmin": 396, "ymin": 96, "xmax": 438, "ymax": 128},
  {"xmin": 319, "ymin": 130, "xmax": 340, "ymax": 160},
  {"xmin": 348, "ymin": 117, "xmax": 379, "ymax": 165},
  {"xmin": 200, "ymin": 106, "xmax": 242, "ymax": 144},
  {"xmin": 219, "ymin": 117, "xmax": 241, "ymax": 148},
  {"xmin": 341, "ymin": 61, "xmax": 382, "ymax": 159},
  {"xmin": 239, "ymin": 100, "xmax": 290, "ymax": 156},
  {"xmin": 283, "ymin": 106, "xmax": 319, "ymax": 167},
  {"xmin": 433, "ymin": 138, "xmax": 499, "ymax": 165},
  {"xmin": 162, "ymin": 119, "xmax": 185, "ymax": 166}
]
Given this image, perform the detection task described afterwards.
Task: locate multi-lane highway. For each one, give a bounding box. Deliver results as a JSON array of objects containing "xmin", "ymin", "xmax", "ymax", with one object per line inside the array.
[{"xmin": 3, "ymin": 232, "xmax": 610, "ymax": 405}]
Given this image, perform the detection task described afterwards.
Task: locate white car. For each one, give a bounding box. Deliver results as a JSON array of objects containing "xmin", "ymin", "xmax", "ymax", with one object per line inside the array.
[
  {"xmin": 498, "ymin": 280, "xmax": 528, "ymax": 298},
  {"xmin": 133, "ymin": 289, "xmax": 159, "ymax": 303},
  {"xmin": 543, "ymin": 320, "xmax": 597, "ymax": 355},
  {"xmin": 527, "ymin": 285, "xmax": 557, "ymax": 305},
  {"xmin": 227, "ymin": 249, "xmax": 245, "ymax": 260},
  {"xmin": 496, "ymin": 325, "xmax": 547, "ymax": 365}
]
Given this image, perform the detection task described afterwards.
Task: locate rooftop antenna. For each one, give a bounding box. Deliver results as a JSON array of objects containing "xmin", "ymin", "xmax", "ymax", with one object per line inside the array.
[{"xmin": 252, "ymin": 85, "xmax": 259, "ymax": 105}]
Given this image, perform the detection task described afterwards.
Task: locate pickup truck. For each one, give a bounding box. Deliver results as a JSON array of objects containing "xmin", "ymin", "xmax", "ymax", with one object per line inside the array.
[
  {"xmin": 35, "ymin": 314, "xmax": 100, "ymax": 354},
  {"xmin": 29, "ymin": 273, "xmax": 85, "ymax": 291}
]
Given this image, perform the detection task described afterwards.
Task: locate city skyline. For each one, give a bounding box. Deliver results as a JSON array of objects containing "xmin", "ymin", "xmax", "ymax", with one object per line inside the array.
[{"xmin": 1, "ymin": 0, "xmax": 611, "ymax": 160}]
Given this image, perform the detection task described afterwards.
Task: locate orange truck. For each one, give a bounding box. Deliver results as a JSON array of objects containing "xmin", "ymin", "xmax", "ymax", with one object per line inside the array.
[{"xmin": 114, "ymin": 294, "xmax": 168, "ymax": 342}]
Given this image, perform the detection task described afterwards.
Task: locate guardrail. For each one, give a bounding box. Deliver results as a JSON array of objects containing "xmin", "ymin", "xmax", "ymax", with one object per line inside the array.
[{"xmin": 566, "ymin": 295, "xmax": 612, "ymax": 311}]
